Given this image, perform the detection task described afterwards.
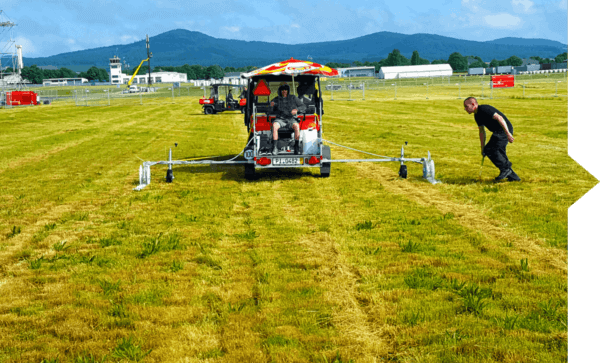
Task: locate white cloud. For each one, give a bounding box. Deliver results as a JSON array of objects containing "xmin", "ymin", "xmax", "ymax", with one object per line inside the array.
[
  {"xmin": 512, "ymin": 0, "xmax": 535, "ymax": 13},
  {"xmin": 559, "ymin": 0, "xmax": 567, "ymax": 10},
  {"xmin": 14, "ymin": 36, "xmax": 36, "ymax": 55},
  {"xmin": 483, "ymin": 13, "xmax": 522, "ymax": 28},
  {"xmin": 223, "ymin": 26, "xmax": 240, "ymax": 33},
  {"xmin": 67, "ymin": 38, "xmax": 76, "ymax": 44},
  {"xmin": 461, "ymin": 0, "xmax": 480, "ymax": 9},
  {"xmin": 120, "ymin": 35, "xmax": 135, "ymax": 43}
]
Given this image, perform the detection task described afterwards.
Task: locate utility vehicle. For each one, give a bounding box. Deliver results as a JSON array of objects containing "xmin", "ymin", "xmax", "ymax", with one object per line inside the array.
[
  {"xmin": 241, "ymin": 74, "xmax": 330, "ymax": 179},
  {"xmin": 199, "ymin": 83, "xmax": 247, "ymax": 114}
]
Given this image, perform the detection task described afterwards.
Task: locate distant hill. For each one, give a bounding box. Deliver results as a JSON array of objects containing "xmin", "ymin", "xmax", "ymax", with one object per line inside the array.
[
  {"xmin": 485, "ymin": 37, "xmax": 568, "ymax": 49},
  {"xmin": 23, "ymin": 29, "xmax": 568, "ymax": 70}
]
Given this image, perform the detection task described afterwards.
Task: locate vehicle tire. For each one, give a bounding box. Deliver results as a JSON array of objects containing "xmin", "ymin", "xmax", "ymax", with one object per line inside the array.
[
  {"xmin": 204, "ymin": 106, "xmax": 214, "ymax": 114},
  {"xmin": 399, "ymin": 165, "xmax": 407, "ymax": 179},
  {"xmin": 244, "ymin": 163, "xmax": 256, "ymax": 180},
  {"xmin": 320, "ymin": 145, "xmax": 331, "ymax": 178}
]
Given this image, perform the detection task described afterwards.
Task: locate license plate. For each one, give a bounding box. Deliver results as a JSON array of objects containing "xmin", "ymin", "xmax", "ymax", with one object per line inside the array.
[{"xmin": 273, "ymin": 157, "xmax": 302, "ymax": 165}]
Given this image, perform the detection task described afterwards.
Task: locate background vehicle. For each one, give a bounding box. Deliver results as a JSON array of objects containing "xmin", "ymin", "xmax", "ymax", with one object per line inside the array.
[{"xmin": 199, "ymin": 84, "xmax": 247, "ymax": 114}]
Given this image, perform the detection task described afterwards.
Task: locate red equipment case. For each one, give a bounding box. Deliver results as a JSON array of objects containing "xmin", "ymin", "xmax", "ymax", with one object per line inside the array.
[
  {"xmin": 6, "ymin": 91, "xmax": 38, "ymax": 106},
  {"xmin": 491, "ymin": 75, "xmax": 514, "ymax": 88}
]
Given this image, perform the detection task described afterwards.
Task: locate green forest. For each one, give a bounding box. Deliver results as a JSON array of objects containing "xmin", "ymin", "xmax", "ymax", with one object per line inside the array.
[
  {"xmin": 17, "ymin": 65, "xmax": 110, "ymax": 85},
  {"xmin": 16, "ymin": 50, "xmax": 567, "ymax": 84}
]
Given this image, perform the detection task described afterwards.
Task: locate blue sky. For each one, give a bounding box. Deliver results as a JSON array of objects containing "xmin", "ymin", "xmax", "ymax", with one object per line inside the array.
[{"xmin": 0, "ymin": 0, "xmax": 567, "ymax": 58}]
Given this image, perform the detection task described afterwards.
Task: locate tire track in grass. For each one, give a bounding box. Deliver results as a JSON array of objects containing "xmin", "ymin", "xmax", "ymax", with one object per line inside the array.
[
  {"xmin": 210, "ymin": 181, "xmax": 267, "ymax": 361},
  {"xmin": 282, "ymin": 172, "xmax": 389, "ymax": 360},
  {"xmin": 224, "ymin": 173, "xmax": 388, "ymax": 361},
  {"xmin": 296, "ymin": 231, "xmax": 388, "ymax": 361},
  {"xmin": 335, "ymin": 148, "xmax": 567, "ymax": 273}
]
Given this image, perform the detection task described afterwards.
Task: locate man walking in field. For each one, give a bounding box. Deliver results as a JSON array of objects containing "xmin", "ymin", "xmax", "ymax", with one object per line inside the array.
[{"xmin": 464, "ymin": 97, "xmax": 520, "ymax": 182}]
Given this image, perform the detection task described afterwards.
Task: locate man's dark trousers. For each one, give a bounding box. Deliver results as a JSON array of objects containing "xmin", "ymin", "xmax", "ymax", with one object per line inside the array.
[{"xmin": 484, "ymin": 129, "xmax": 512, "ymax": 171}]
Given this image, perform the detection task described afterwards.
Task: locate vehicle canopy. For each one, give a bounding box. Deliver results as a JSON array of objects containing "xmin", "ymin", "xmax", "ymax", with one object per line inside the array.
[{"xmin": 241, "ymin": 58, "xmax": 338, "ymax": 78}]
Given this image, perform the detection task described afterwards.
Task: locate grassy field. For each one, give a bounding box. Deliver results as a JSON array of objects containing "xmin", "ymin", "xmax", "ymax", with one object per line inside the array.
[{"xmin": 0, "ymin": 81, "xmax": 592, "ymax": 362}]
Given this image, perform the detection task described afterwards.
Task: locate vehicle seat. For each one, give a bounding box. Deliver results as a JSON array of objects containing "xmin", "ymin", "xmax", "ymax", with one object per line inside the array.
[
  {"xmin": 255, "ymin": 103, "xmax": 271, "ymax": 113},
  {"xmin": 302, "ymin": 105, "xmax": 316, "ymax": 116}
]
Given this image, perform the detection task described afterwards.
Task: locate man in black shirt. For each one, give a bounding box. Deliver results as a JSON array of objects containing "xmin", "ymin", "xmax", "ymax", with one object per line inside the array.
[
  {"xmin": 464, "ymin": 97, "xmax": 520, "ymax": 181},
  {"xmin": 270, "ymin": 84, "xmax": 305, "ymax": 155}
]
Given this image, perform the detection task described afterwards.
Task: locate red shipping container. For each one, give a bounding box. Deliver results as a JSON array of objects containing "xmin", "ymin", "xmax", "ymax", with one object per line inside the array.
[
  {"xmin": 491, "ymin": 75, "xmax": 514, "ymax": 88},
  {"xmin": 6, "ymin": 91, "xmax": 38, "ymax": 106}
]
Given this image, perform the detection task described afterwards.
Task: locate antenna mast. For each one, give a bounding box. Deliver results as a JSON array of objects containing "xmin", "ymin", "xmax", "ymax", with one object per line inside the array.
[
  {"xmin": 0, "ymin": 10, "xmax": 17, "ymax": 90},
  {"xmin": 146, "ymin": 34, "xmax": 152, "ymax": 86}
]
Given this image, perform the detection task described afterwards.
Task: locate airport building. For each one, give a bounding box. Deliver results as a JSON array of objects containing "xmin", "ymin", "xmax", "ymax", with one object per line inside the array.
[
  {"xmin": 42, "ymin": 77, "xmax": 89, "ymax": 86},
  {"xmin": 335, "ymin": 66, "xmax": 376, "ymax": 78},
  {"xmin": 378, "ymin": 64, "xmax": 453, "ymax": 79},
  {"xmin": 109, "ymin": 56, "xmax": 188, "ymax": 85}
]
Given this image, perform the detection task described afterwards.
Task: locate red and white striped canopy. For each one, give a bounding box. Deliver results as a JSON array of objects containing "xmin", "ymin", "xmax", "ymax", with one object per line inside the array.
[{"xmin": 242, "ymin": 58, "xmax": 339, "ymax": 78}]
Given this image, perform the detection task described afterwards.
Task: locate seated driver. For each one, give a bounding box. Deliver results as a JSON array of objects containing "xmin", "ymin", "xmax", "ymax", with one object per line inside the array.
[
  {"xmin": 270, "ymin": 84, "xmax": 306, "ymax": 155},
  {"xmin": 226, "ymin": 90, "xmax": 234, "ymax": 106}
]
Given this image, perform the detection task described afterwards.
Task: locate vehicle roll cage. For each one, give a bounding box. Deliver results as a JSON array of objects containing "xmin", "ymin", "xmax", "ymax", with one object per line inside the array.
[{"xmin": 244, "ymin": 75, "xmax": 323, "ymax": 130}]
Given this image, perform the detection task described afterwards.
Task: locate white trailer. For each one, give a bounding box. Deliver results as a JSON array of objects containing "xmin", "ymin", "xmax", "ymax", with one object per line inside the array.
[{"xmin": 379, "ymin": 64, "xmax": 453, "ymax": 79}]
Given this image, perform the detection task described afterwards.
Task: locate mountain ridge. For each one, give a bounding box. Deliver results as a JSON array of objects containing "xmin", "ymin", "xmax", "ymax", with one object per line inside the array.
[{"xmin": 23, "ymin": 29, "xmax": 567, "ymax": 69}]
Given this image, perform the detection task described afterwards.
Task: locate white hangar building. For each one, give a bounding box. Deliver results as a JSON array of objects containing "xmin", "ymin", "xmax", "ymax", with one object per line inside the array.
[
  {"xmin": 109, "ymin": 56, "xmax": 188, "ymax": 85},
  {"xmin": 379, "ymin": 64, "xmax": 453, "ymax": 79}
]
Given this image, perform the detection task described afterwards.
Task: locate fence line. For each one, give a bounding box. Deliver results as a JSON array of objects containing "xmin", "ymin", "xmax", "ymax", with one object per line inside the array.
[
  {"xmin": 323, "ymin": 77, "xmax": 567, "ymax": 101},
  {"xmin": 1, "ymin": 73, "xmax": 568, "ymax": 108}
]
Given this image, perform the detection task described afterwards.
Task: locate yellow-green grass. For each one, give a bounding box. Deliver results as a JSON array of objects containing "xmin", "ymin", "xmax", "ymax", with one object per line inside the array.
[{"xmin": 0, "ymin": 88, "xmax": 590, "ymax": 362}]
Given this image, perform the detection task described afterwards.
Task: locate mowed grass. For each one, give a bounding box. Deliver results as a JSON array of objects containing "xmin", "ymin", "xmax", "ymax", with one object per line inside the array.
[{"xmin": 0, "ymin": 83, "xmax": 590, "ymax": 362}]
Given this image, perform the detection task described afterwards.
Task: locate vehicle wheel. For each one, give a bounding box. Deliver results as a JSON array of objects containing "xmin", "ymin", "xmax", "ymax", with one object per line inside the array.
[
  {"xmin": 244, "ymin": 163, "xmax": 256, "ymax": 179},
  {"xmin": 399, "ymin": 165, "xmax": 407, "ymax": 179},
  {"xmin": 204, "ymin": 106, "xmax": 214, "ymax": 114},
  {"xmin": 320, "ymin": 145, "xmax": 331, "ymax": 178}
]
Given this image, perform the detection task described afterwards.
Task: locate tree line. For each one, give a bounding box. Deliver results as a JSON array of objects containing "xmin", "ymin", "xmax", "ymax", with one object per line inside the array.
[
  {"xmin": 15, "ymin": 50, "xmax": 567, "ymax": 84},
  {"xmin": 16, "ymin": 65, "xmax": 110, "ymax": 84},
  {"xmin": 326, "ymin": 50, "xmax": 568, "ymax": 72}
]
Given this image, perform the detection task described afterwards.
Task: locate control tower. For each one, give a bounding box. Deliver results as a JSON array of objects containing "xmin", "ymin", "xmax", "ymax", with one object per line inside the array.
[{"xmin": 109, "ymin": 56, "xmax": 122, "ymax": 84}]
